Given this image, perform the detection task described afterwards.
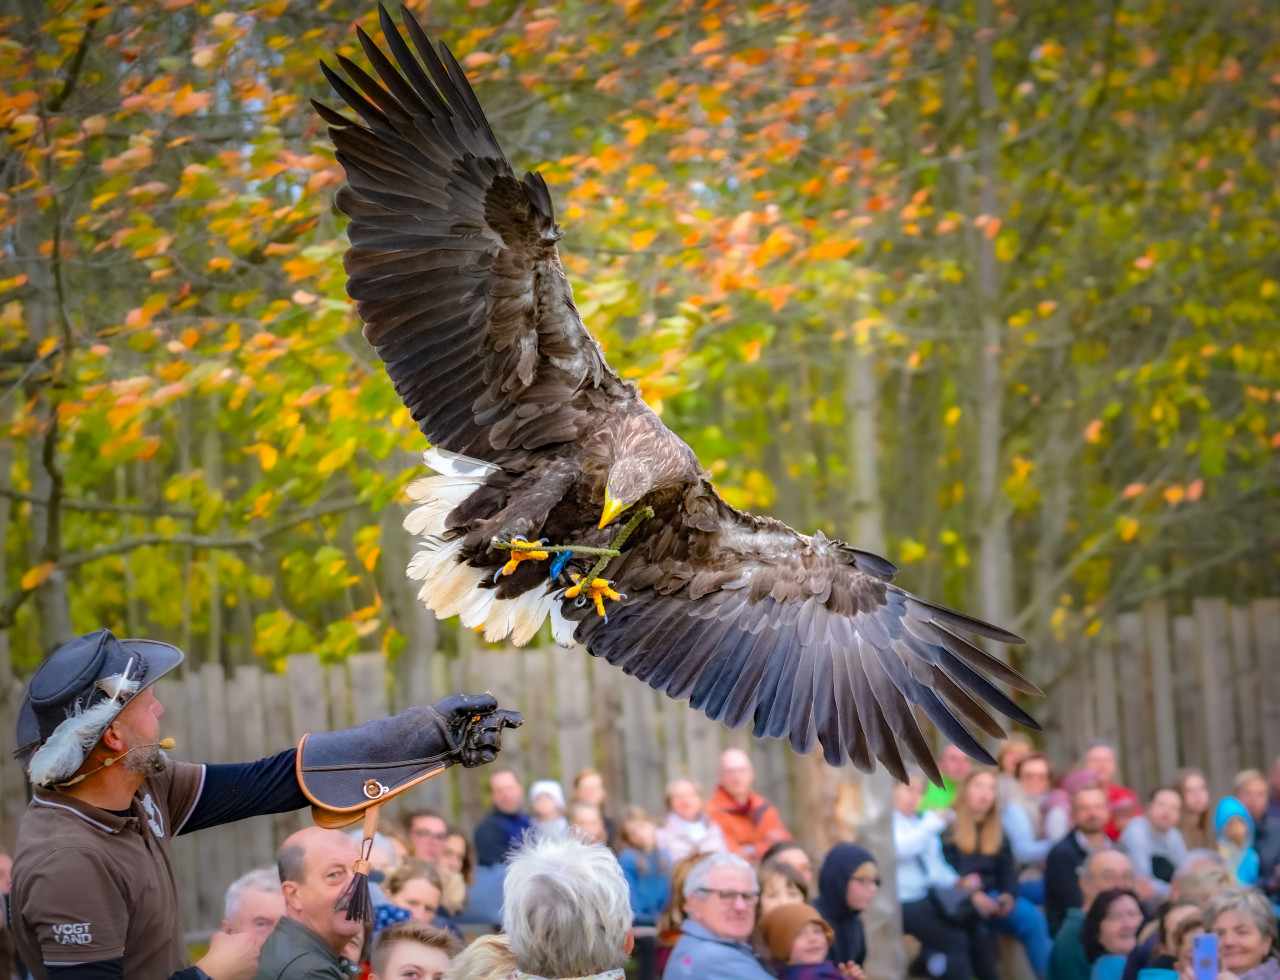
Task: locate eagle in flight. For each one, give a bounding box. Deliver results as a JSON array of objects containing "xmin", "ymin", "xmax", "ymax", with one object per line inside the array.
[{"xmin": 316, "ymin": 5, "xmax": 1040, "ymax": 782}]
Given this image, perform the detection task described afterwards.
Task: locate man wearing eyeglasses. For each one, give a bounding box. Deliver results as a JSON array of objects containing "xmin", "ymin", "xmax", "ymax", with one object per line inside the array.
[
  {"xmin": 404, "ymin": 809, "xmax": 450, "ymax": 865},
  {"xmin": 665, "ymin": 853, "xmax": 774, "ymax": 980}
]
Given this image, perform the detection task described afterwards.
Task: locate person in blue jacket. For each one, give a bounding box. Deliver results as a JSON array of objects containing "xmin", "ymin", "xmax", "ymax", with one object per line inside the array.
[
  {"xmin": 618, "ymin": 806, "xmax": 673, "ymax": 980},
  {"xmin": 1215, "ymin": 797, "xmax": 1262, "ymax": 885}
]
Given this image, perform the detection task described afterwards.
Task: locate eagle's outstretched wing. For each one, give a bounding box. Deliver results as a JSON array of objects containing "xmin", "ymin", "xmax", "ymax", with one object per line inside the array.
[
  {"xmin": 570, "ymin": 491, "xmax": 1039, "ymax": 782},
  {"xmin": 316, "ymin": 5, "xmax": 629, "ymax": 464},
  {"xmin": 320, "ymin": 8, "xmax": 1041, "ymax": 780}
]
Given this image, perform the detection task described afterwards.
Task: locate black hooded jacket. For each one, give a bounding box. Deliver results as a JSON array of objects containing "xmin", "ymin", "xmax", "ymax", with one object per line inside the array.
[{"xmin": 813, "ymin": 843, "xmax": 875, "ymax": 966}]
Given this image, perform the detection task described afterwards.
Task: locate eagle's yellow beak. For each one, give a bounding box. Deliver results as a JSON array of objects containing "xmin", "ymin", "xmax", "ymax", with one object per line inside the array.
[{"xmin": 598, "ymin": 491, "xmax": 627, "ymax": 530}]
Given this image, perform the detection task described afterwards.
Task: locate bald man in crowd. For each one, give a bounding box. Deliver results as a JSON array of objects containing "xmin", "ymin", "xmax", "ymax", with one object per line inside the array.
[
  {"xmin": 1048, "ymin": 851, "xmax": 1136, "ymax": 980},
  {"xmin": 254, "ymin": 829, "xmax": 365, "ymax": 980},
  {"xmin": 707, "ymin": 749, "xmax": 790, "ymax": 862}
]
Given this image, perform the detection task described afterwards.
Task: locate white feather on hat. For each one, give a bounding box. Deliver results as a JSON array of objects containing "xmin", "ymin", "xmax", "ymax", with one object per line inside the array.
[{"xmin": 27, "ymin": 672, "xmax": 140, "ymax": 788}]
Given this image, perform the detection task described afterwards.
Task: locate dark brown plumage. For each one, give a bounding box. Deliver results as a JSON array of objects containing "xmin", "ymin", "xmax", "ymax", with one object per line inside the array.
[{"xmin": 317, "ymin": 6, "xmax": 1040, "ymax": 782}]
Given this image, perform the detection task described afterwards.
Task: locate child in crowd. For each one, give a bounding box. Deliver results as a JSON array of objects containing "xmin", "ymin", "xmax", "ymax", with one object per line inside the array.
[
  {"xmin": 759, "ymin": 859, "xmax": 809, "ymax": 916},
  {"xmin": 1214, "ymin": 798, "xmax": 1261, "ymax": 884},
  {"xmin": 1135, "ymin": 903, "xmax": 1201, "ymax": 980},
  {"xmin": 369, "ymin": 921, "xmax": 461, "ymax": 980},
  {"xmin": 617, "ymin": 806, "xmax": 672, "ymax": 980},
  {"xmin": 1170, "ymin": 912, "xmax": 1205, "ymax": 976},
  {"xmin": 569, "ymin": 801, "xmax": 609, "ymax": 844},
  {"xmin": 617, "ymin": 806, "xmax": 672, "ymax": 925},
  {"xmin": 757, "ymin": 903, "xmax": 846, "ymax": 980},
  {"xmin": 529, "ymin": 779, "xmax": 569, "ymax": 838}
]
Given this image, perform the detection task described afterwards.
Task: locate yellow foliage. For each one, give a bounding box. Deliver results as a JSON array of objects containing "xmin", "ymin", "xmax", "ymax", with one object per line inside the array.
[
  {"xmin": 809, "ymin": 239, "xmax": 858, "ymax": 260},
  {"xmin": 1116, "ymin": 516, "xmax": 1140, "ymax": 542},
  {"xmin": 899, "ymin": 538, "xmax": 927, "ymax": 563},
  {"xmin": 21, "ymin": 562, "xmax": 56, "ymax": 590}
]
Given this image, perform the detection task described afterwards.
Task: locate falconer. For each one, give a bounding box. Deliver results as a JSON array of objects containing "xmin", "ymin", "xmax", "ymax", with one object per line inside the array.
[{"xmin": 9, "ymin": 629, "xmax": 520, "ymax": 980}]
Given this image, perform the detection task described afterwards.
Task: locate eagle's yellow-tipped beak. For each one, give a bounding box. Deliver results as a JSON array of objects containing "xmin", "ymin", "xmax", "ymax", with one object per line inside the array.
[{"xmin": 598, "ymin": 492, "xmax": 627, "ymax": 530}]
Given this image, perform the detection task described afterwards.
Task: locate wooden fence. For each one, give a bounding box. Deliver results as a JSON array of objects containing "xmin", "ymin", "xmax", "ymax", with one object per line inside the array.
[
  {"xmin": 1036, "ymin": 597, "xmax": 1280, "ymax": 799},
  {"xmin": 0, "ymin": 595, "xmax": 1276, "ymax": 934}
]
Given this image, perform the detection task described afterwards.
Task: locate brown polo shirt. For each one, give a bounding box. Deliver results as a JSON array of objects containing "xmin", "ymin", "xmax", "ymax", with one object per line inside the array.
[{"xmin": 11, "ymin": 761, "xmax": 205, "ymax": 980}]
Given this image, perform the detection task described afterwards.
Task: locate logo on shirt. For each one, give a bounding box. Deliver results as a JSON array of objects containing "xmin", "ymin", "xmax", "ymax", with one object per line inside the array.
[
  {"xmin": 141, "ymin": 792, "xmax": 164, "ymax": 838},
  {"xmin": 52, "ymin": 922, "xmax": 92, "ymax": 945}
]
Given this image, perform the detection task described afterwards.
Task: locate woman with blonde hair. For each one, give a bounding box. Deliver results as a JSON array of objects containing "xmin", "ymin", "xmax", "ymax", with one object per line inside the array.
[
  {"xmin": 385, "ymin": 858, "xmax": 461, "ymax": 940},
  {"xmin": 656, "ymin": 853, "xmax": 706, "ymax": 975},
  {"xmin": 942, "ymin": 768, "xmax": 1051, "ymax": 976},
  {"xmin": 1174, "ymin": 768, "xmax": 1214, "ymax": 851},
  {"xmin": 448, "ymin": 934, "xmax": 516, "ymax": 980}
]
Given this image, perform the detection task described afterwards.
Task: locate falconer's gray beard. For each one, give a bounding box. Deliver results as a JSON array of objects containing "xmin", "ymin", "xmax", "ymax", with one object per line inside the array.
[{"xmin": 120, "ymin": 739, "xmax": 168, "ymax": 776}]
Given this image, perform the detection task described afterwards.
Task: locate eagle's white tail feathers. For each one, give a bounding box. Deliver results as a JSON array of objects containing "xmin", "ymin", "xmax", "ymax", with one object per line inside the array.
[
  {"xmin": 408, "ymin": 535, "xmax": 461, "ymax": 582},
  {"xmin": 510, "ymin": 588, "xmax": 554, "ymax": 646},
  {"xmin": 405, "ymin": 448, "xmax": 568, "ymax": 648},
  {"xmin": 549, "ymin": 605, "xmax": 577, "ymax": 648},
  {"xmin": 404, "ymin": 447, "xmax": 494, "ymax": 539},
  {"xmin": 422, "ymin": 446, "xmax": 500, "ymax": 480},
  {"xmin": 481, "ymin": 599, "xmax": 518, "ymax": 643},
  {"xmin": 404, "ymin": 481, "xmax": 475, "ymax": 538},
  {"xmin": 458, "ymin": 586, "xmax": 499, "ymax": 631},
  {"xmin": 431, "ymin": 558, "xmax": 487, "ymax": 619}
]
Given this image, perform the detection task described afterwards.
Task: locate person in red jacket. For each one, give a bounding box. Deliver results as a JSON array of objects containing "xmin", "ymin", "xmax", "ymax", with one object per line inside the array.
[
  {"xmin": 1084, "ymin": 743, "xmax": 1141, "ymax": 841},
  {"xmin": 707, "ymin": 749, "xmax": 792, "ymax": 863}
]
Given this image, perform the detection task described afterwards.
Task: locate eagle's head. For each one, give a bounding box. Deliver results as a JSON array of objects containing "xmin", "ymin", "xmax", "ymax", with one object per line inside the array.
[{"xmin": 600, "ymin": 457, "xmax": 652, "ymax": 529}]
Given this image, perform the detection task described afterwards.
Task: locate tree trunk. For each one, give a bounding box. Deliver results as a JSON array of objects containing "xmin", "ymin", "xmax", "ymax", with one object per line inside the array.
[
  {"xmin": 973, "ymin": 0, "xmax": 1014, "ymax": 650},
  {"xmin": 802, "ymin": 329, "xmax": 903, "ymax": 980},
  {"xmin": 202, "ymin": 394, "xmax": 223, "ymax": 667},
  {"xmin": 25, "ymin": 419, "xmax": 74, "ymax": 653}
]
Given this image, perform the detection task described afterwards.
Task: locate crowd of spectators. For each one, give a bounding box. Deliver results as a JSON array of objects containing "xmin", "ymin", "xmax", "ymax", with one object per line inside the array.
[{"xmin": 9, "ymin": 743, "xmax": 1280, "ymax": 980}]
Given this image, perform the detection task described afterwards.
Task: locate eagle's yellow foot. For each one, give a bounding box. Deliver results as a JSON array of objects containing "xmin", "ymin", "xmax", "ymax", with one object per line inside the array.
[
  {"xmin": 563, "ymin": 576, "xmax": 626, "ymax": 621},
  {"xmin": 493, "ymin": 538, "xmax": 549, "ymax": 581}
]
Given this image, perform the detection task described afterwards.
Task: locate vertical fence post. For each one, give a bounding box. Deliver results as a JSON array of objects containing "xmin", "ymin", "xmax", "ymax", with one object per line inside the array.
[
  {"xmin": 1173, "ymin": 616, "xmax": 1205, "ymax": 781},
  {"xmin": 1142, "ymin": 601, "xmax": 1179, "ymax": 785},
  {"xmin": 1229, "ymin": 606, "xmax": 1262, "ymax": 771},
  {"xmin": 1115, "ymin": 613, "xmax": 1151, "ymax": 795},
  {"xmin": 1195, "ymin": 599, "xmax": 1236, "ymax": 795},
  {"xmin": 1253, "ymin": 600, "xmax": 1280, "ymax": 764}
]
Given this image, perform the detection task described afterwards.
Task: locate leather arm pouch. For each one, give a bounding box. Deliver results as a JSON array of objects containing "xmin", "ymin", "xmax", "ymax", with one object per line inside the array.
[{"xmin": 297, "ymin": 706, "xmax": 455, "ymax": 829}]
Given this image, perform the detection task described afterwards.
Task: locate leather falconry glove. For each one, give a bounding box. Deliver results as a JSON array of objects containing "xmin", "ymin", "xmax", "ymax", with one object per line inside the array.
[
  {"xmin": 297, "ymin": 693, "xmax": 522, "ymax": 823},
  {"xmin": 294, "ymin": 693, "xmax": 522, "ymax": 924}
]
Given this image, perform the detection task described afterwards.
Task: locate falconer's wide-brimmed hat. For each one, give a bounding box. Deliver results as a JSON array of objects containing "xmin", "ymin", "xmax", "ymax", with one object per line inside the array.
[{"xmin": 21, "ymin": 629, "xmax": 183, "ymax": 788}]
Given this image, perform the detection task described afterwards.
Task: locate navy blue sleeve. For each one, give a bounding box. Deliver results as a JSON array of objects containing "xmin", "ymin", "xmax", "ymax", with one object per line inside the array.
[
  {"xmin": 48, "ymin": 960, "xmax": 206, "ymax": 980},
  {"xmin": 47, "ymin": 960, "xmax": 123, "ymax": 979},
  {"xmin": 179, "ymin": 748, "xmax": 309, "ymax": 835}
]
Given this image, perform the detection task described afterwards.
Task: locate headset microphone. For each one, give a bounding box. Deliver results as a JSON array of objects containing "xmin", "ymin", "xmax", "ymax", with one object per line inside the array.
[{"xmin": 58, "ymin": 737, "xmax": 177, "ymax": 786}]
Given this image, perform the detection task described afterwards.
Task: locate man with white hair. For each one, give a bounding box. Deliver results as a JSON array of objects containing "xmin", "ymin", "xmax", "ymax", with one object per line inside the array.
[
  {"xmin": 500, "ymin": 832, "xmax": 633, "ymax": 980},
  {"xmin": 222, "ymin": 869, "xmax": 285, "ymax": 946},
  {"xmin": 665, "ymin": 852, "xmax": 773, "ymax": 980}
]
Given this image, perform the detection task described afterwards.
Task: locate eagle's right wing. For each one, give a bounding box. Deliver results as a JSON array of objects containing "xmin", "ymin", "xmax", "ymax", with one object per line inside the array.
[{"xmin": 569, "ymin": 489, "xmax": 1040, "ymax": 782}]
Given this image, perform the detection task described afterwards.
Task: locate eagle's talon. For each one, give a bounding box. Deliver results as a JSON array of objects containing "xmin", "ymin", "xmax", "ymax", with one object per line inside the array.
[
  {"xmin": 563, "ymin": 576, "xmax": 622, "ymax": 618},
  {"xmin": 494, "ymin": 537, "xmax": 550, "ymax": 577}
]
